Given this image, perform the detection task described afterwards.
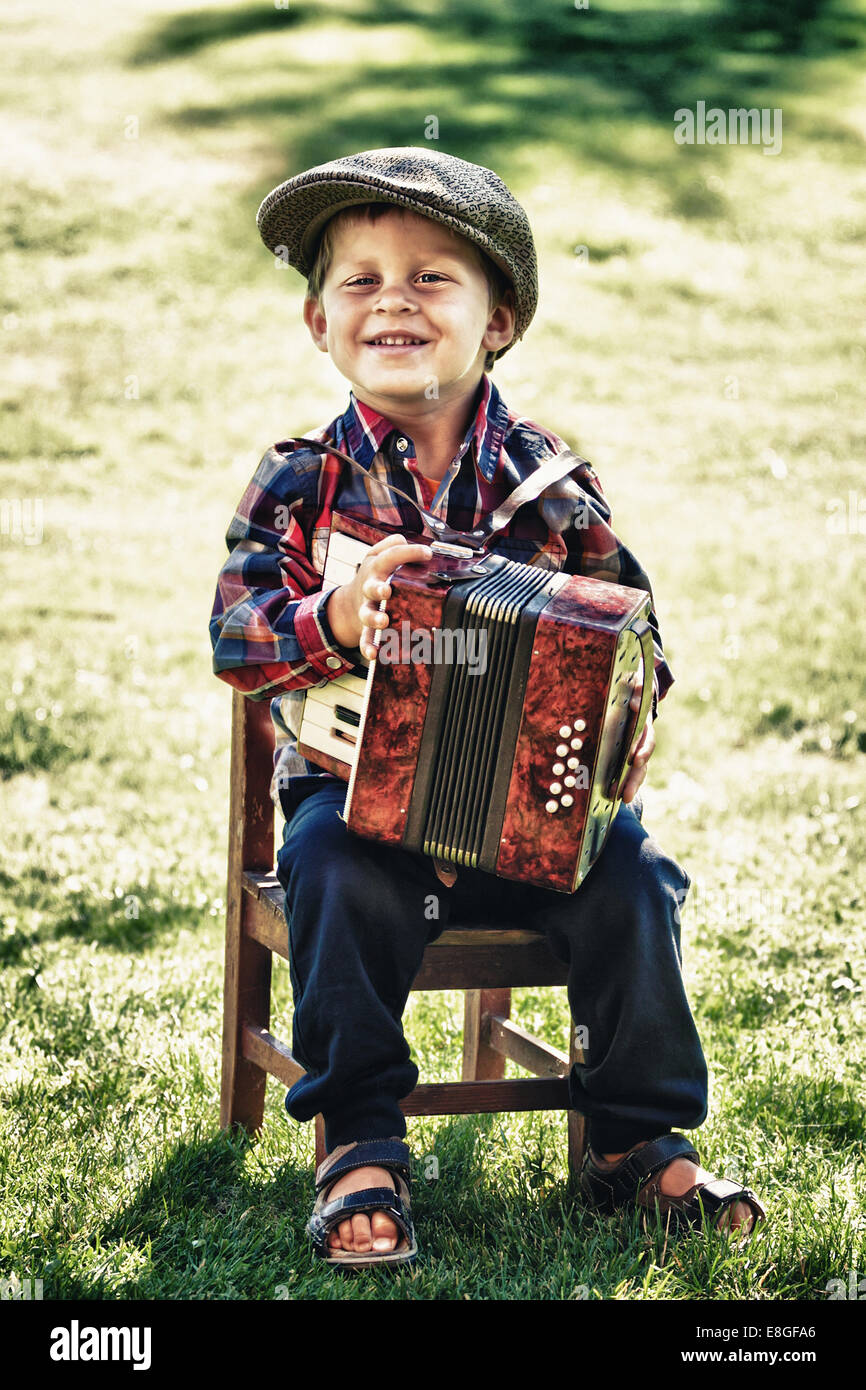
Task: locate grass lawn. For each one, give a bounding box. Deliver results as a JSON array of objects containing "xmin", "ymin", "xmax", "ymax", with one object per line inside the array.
[{"xmin": 1, "ymin": 0, "xmax": 865, "ymax": 1303}]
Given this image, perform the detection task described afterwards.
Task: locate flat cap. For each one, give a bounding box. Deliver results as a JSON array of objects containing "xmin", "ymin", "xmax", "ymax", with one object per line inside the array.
[{"xmin": 256, "ymin": 146, "xmax": 537, "ymax": 360}]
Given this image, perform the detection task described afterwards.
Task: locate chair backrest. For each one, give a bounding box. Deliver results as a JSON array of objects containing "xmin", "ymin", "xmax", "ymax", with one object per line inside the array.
[{"xmin": 229, "ymin": 690, "xmax": 276, "ymax": 878}]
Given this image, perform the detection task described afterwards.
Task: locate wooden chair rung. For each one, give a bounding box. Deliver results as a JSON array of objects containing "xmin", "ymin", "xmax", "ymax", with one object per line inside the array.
[
  {"xmin": 402, "ymin": 1076, "xmax": 571, "ymax": 1116},
  {"xmin": 485, "ymin": 1014, "xmax": 570, "ymax": 1078},
  {"xmin": 241, "ymin": 1021, "xmax": 305, "ymax": 1088},
  {"xmin": 239, "ymin": 1024, "xmax": 571, "ymax": 1117}
]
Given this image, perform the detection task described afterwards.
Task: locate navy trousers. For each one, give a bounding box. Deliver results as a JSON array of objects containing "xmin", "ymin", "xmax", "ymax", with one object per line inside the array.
[{"xmin": 275, "ymin": 775, "xmax": 708, "ymax": 1157}]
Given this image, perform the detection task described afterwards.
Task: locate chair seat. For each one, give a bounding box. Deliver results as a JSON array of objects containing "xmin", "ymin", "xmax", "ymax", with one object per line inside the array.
[
  {"xmin": 244, "ymin": 867, "xmax": 552, "ymax": 943},
  {"xmin": 242, "ymin": 869, "xmax": 570, "ymax": 988}
]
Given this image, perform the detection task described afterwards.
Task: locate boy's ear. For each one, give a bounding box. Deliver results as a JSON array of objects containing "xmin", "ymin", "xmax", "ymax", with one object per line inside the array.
[
  {"xmin": 304, "ymin": 293, "xmax": 329, "ymax": 353},
  {"xmin": 484, "ymin": 288, "xmax": 516, "ymax": 357}
]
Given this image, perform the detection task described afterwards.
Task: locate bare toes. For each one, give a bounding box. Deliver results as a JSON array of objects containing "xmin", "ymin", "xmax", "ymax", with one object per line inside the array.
[
  {"xmin": 350, "ymin": 1213, "xmax": 373, "ymax": 1251},
  {"xmin": 336, "ymin": 1216, "xmax": 355, "ymax": 1251},
  {"xmin": 371, "ymin": 1210, "xmax": 399, "ymax": 1251},
  {"xmin": 715, "ymin": 1200, "xmax": 754, "ymax": 1235}
]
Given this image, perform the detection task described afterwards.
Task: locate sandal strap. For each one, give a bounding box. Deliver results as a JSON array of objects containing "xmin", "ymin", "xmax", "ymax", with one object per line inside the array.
[
  {"xmin": 636, "ymin": 1170, "xmax": 766, "ymax": 1233},
  {"xmin": 675, "ymin": 1180, "xmax": 767, "ymax": 1227},
  {"xmin": 583, "ymin": 1133, "xmax": 700, "ymax": 1209},
  {"xmin": 314, "ymin": 1138, "xmax": 412, "ymax": 1192},
  {"xmin": 308, "ymin": 1187, "xmax": 414, "ymax": 1252}
]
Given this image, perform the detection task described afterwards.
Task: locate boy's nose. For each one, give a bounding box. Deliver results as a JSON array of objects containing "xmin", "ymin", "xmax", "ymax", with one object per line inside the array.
[{"xmin": 374, "ymin": 283, "xmax": 417, "ymax": 309}]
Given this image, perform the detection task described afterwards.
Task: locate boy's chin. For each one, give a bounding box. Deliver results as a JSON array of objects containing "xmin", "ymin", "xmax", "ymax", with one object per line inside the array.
[
  {"xmin": 343, "ymin": 355, "xmax": 487, "ymax": 397},
  {"xmin": 346, "ymin": 367, "xmax": 435, "ymax": 398}
]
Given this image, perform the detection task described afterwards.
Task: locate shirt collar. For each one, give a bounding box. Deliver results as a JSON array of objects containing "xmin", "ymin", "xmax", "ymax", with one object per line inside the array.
[{"xmin": 342, "ymin": 374, "xmax": 509, "ymax": 484}]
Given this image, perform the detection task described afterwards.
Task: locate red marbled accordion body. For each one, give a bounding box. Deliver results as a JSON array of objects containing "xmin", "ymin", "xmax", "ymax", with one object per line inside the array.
[{"xmin": 300, "ymin": 513, "xmax": 654, "ymax": 893}]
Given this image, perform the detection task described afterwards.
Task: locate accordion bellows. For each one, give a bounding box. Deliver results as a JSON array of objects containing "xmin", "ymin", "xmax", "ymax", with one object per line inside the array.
[{"xmin": 298, "ymin": 513, "xmax": 655, "ymax": 893}]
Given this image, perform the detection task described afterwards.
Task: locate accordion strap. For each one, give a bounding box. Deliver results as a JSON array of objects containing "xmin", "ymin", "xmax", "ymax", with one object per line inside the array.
[
  {"xmin": 479, "ymin": 448, "xmax": 591, "ymax": 544},
  {"xmin": 286, "ymin": 436, "xmax": 589, "ymax": 553}
]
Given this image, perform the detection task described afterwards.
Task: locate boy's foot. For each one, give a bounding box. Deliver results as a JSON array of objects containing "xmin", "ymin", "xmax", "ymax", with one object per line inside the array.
[
  {"xmin": 595, "ymin": 1139, "xmax": 763, "ymax": 1234},
  {"xmin": 325, "ymin": 1166, "xmax": 401, "ymax": 1255}
]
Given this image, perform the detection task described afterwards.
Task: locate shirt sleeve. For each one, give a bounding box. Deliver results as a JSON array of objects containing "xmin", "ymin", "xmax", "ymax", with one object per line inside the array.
[
  {"xmin": 209, "ymin": 445, "xmax": 360, "ymax": 698},
  {"xmin": 561, "ymin": 459, "xmax": 674, "ymax": 715}
]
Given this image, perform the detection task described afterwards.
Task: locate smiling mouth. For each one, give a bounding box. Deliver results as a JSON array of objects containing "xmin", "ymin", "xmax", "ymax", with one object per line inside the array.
[{"xmin": 364, "ymin": 335, "xmax": 430, "ymax": 348}]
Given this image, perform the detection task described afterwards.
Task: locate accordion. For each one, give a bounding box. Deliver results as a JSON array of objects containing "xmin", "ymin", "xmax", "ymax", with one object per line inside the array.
[{"xmin": 296, "ymin": 510, "xmax": 655, "ymax": 894}]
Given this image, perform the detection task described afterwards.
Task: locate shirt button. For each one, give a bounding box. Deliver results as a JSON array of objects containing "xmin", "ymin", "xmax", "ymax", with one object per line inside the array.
[
  {"xmin": 325, "ymin": 655, "xmax": 342, "ymax": 669},
  {"xmin": 395, "ymin": 437, "xmax": 409, "ymax": 452}
]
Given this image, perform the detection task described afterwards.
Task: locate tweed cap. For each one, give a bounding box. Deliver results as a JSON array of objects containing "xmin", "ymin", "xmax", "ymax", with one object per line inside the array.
[{"xmin": 256, "ymin": 146, "xmax": 537, "ymax": 360}]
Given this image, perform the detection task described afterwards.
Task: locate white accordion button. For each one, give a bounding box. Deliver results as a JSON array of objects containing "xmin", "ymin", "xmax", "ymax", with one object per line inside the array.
[
  {"xmin": 574, "ymin": 719, "xmax": 586, "ymax": 731},
  {"xmin": 570, "ymin": 737, "xmax": 583, "ymax": 750},
  {"xmin": 550, "ymin": 782, "xmax": 562, "ymax": 795},
  {"xmin": 552, "ymin": 762, "xmax": 565, "ymax": 775},
  {"xmin": 567, "ymin": 756, "xmax": 579, "ymax": 770},
  {"xmin": 564, "ymin": 775, "xmax": 575, "ymax": 787},
  {"xmin": 545, "ymin": 800, "xmax": 558, "ymax": 813},
  {"xmin": 556, "ymin": 743, "xmax": 568, "ymax": 757},
  {"xmin": 559, "ymin": 724, "xmax": 571, "ymax": 737},
  {"xmin": 561, "ymin": 794, "xmax": 574, "ymax": 808}
]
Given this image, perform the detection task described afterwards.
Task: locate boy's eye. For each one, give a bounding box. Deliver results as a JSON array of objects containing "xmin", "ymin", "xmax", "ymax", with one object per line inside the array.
[{"xmin": 346, "ymin": 272, "xmax": 446, "ymax": 286}]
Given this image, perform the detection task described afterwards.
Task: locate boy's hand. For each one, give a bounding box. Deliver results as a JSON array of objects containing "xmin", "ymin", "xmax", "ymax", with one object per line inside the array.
[
  {"xmin": 620, "ymin": 681, "xmax": 655, "ymax": 805},
  {"xmin": 325, "ymin": 533, "xmax": 433, "ymax": 662}
]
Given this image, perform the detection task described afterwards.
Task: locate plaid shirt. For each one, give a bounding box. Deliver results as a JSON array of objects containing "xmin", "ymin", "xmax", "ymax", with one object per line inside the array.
[{"xmin": 209, "ymin": 374, "xmax": 674, "ymax": 813}]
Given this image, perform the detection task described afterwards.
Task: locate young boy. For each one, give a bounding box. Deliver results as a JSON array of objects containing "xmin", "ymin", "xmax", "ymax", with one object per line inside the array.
[{"xmin": 210, "ymin": 147, "xmax": 765, "ymax": 1266}]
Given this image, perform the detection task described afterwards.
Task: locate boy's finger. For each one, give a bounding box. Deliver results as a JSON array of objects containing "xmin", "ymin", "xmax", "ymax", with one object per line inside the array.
[
  {"xmin": 368, "ymin": 532, "xmax": 407, "ymax": 552},
  {"xmin": 361, "ymin": 576, "xmax": 390, "ymax": 601},
  {"xmin": 627, "ymin": 725, "xmax": 644, "ymax": 761},
  {"xmin": 628, "ymin": 715, "xmax": 656, "ymax": 764},
  {"xmin": 621, "ymin": 763, "xmax": 647, "ymax": 803},
  {"xmin": 358, "ymin": 599, "xmax": 388, "ymax": 626},
  {"xmin": 370, "ymin": 542, "xmax": 433, "ymax": 577}
]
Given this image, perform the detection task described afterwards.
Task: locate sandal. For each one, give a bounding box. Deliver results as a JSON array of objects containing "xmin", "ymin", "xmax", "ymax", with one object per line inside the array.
[
  {"xmin": 580, "ymin": 1132, "xmax": 766, "ymax": 1236},
  {"xmin": 307, "ymin": 1137, "xmax": 418, "ymax": 1268}
]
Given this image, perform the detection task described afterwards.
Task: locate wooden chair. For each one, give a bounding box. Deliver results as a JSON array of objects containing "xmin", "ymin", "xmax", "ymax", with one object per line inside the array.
[{"xmin": 220, "ymin": 690, "xmax": 587, "ymax": 1175}]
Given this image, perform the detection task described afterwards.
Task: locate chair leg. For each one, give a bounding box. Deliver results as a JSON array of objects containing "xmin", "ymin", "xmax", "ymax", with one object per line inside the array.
[
  {"xmin": 221, "ymin": 690, "xmax": 276, "ymax": 1135},
  {"xmin": 220, "ymin": 896, "xmax": 272, "ymax": 1134},
  {"xmin": 314, "ymin": 1114, "xmax": 327, "ymax": 1170},
  {"xmin": 462, "ymin": 988, "xmax": 512, "ymax": 1080},
  {"xmin": 566, "ymin": 1021, "xmax": 587, "ymax": 1180}
]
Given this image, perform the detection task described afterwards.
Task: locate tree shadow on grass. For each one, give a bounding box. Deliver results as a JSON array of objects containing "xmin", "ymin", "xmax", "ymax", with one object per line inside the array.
[
  {"xmin": 53, "ymin": 1128, "xmax": 284, "ymax": 1299},
  {"xmin": 53, "ymin": 1114, "xmax": 611, "ymax": 1299},
  {"xmin": 47, "ymin": 1107, "xmax": 824, "ymax": 1298},
  {"xmin": 129, "ymin": 1, "xmax": 303, "ymax": 63},
  {"xmin": 131, "ymin": 0, "xmax": 860, "ymax": 75},
  {"xmin": 0, "ymin": 874, "xmax": 212, "ymax": 963},
  {"xmin": 125, "ymin": 0, "xmax": 864, "ymax": 240},
  {"xmin": 131, "ymin": 4, "xmax": 862, "ymax": 130}
]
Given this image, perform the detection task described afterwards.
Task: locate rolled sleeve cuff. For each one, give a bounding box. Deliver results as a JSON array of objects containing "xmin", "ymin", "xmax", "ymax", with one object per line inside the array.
[{"xmin": 294, "ymin": 589, "xmax": 360, "ymax": 679}]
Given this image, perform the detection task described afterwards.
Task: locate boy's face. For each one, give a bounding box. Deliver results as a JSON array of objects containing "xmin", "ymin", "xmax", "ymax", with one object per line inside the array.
[{"xmin": 303, "ymin": 209, "xmax": 514, "ymax": 410}]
